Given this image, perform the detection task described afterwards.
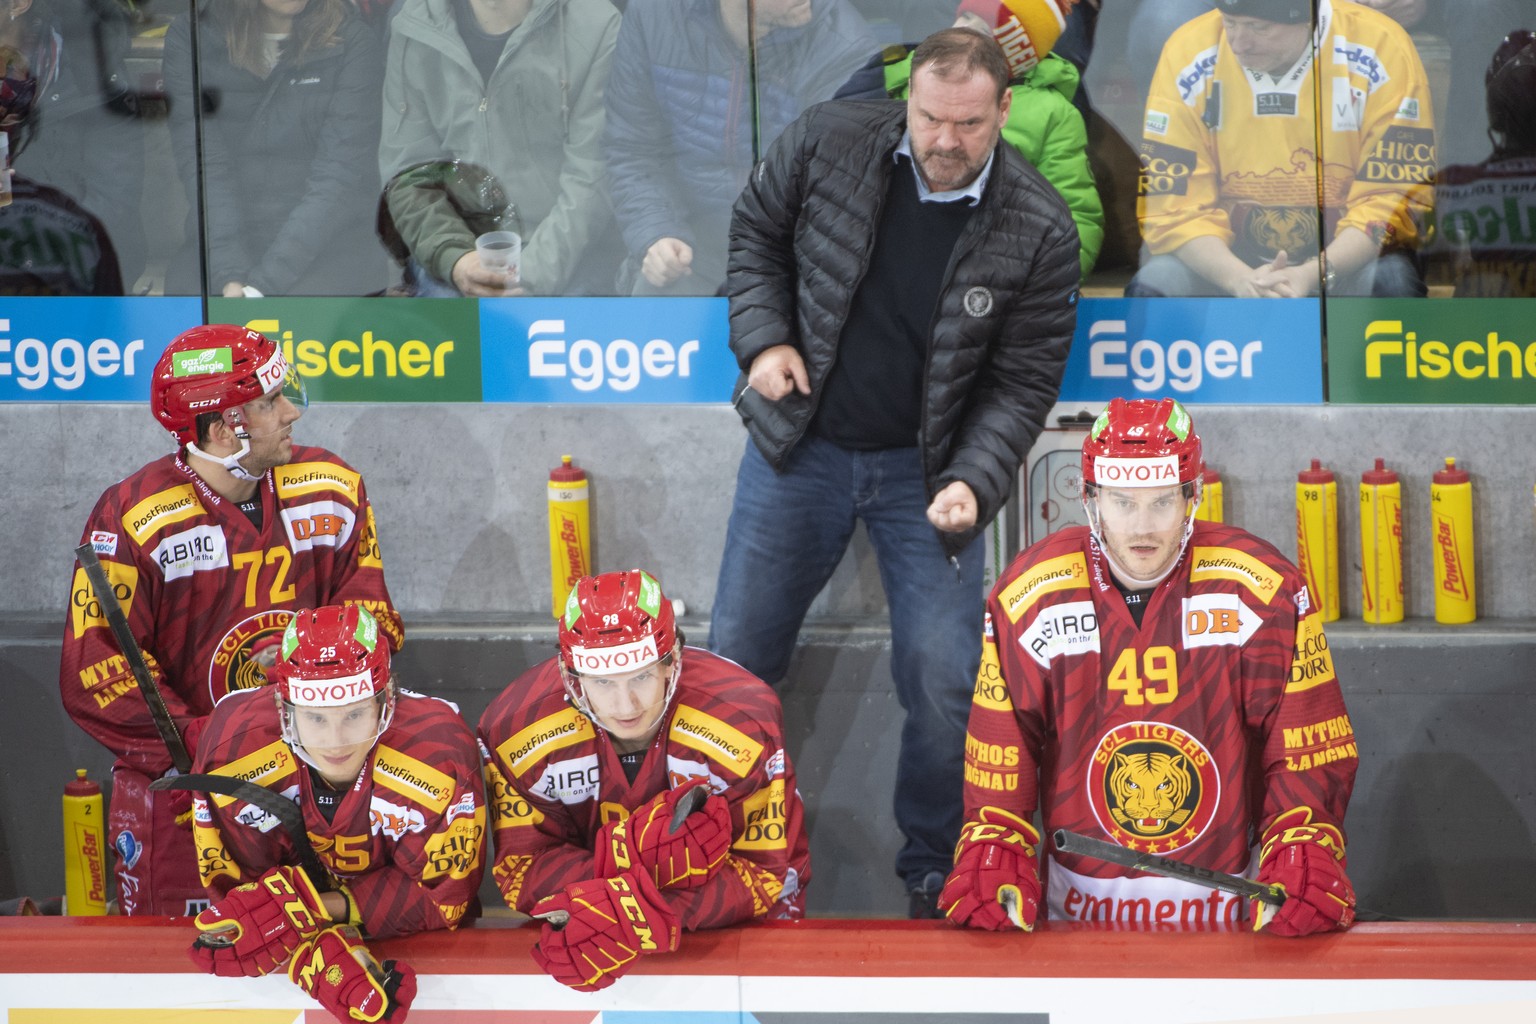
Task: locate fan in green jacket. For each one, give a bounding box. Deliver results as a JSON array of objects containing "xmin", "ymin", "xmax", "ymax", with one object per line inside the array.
[{"xmin": 839, "ymin": 0, "xmax": 1102, "ymax": 280}]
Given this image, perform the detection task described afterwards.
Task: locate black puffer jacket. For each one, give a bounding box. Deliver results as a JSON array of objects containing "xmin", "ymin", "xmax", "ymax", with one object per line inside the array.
[{"xmin": 727, "ymin": 100, "xmax": 1080, "ymax": 555}]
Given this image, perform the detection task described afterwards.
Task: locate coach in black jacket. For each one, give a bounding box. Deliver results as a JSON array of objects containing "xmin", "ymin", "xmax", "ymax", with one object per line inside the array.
[{"xmin": 708, "ymin": 26, "xmax": 1079, "ymax": 917}]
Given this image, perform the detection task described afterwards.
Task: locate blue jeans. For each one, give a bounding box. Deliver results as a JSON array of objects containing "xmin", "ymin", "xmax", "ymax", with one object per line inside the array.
[
  {"xmin": 1125, "ymin": 251, "xmax": 1427, "ymax": 298},
  {"xmin": 709, "ymin": 435, "xmax": 984, "ymax": 888}
]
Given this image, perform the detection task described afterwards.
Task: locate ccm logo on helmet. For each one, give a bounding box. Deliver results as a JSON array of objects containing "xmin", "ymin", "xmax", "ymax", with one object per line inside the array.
[
  {"xmin": 288, "ymin": 671, "xmax": 373, "ymax": 707},
  {"xmin": 570, "ymin": 636, "xmax": 659, "ymax": 674},
  {"xmin": 1095, "ymin": 455, "xmax": 1180, "ymax": 486}
]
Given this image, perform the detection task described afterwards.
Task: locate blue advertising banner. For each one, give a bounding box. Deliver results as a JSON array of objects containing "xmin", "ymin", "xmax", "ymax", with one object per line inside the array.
[
  {"xmin": 1059, "ymin": 298, "xmax": 1323, "ymax": 403},
  {"xmin": 480, "ymin": 297, "xmax": 737, "ymax": 403},
  {"xmin": 0, "ymin": 297, "xmax": 201, "ymax": 401}
]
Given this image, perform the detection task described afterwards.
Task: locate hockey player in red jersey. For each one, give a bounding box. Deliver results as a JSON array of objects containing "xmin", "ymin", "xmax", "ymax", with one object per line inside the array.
[
  {"xmin": 479, "ymin": 569, "xmax": 809, "ymax": 991},
  {"xmin": 59, "ymin": 324, "xmax": 402, "ymax": 916},
  {"xmin": 188, "ymin": 604, "xmax": 482, "ymax": 1023},
  {"xmin": 940, "ymin": 398, "xmax": 1357, "ymax": 936}
]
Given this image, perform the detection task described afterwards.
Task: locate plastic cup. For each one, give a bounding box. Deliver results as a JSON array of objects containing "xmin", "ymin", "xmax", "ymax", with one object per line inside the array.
[{"xmin": 475, "ymin": 230, "xmax": 521, "ymax": 275}]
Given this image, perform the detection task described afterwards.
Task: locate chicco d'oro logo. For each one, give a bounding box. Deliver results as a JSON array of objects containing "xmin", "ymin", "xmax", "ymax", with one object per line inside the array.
[
  {"xmin": 963, "ymin": 287, "xmax": 994, "ymax": 318},
  {"xmin": 1087, "ymin": 721, "xmax": 1220, "ymax": 854}
]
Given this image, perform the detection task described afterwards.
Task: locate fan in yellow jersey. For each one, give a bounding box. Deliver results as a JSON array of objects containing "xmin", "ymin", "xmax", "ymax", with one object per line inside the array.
[{"xmin": 1127, "ymin": 0, "xmax": 1435, "ymax": 298}]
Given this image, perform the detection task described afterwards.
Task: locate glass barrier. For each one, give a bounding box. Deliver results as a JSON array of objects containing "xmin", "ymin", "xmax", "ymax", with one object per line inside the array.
[{"xmin": 0, "ymin": 2, "xmax": 1529, "ymax": 331}]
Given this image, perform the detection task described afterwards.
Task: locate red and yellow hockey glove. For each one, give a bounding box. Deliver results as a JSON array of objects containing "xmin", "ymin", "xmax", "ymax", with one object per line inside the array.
[
  {"xmin": 288, "ymin": 925, "xmax": 416, "ymax": 1023},
  {"xmin": 938, "ymin": 807, "xmax": 1041, "ymax": 932},
  {"xmin": 530, "ymin": 870, "xmax": 681, "ymax": 992},
  {"xmin": 594, "ymin": 782, "xmax": 732, "ymax": 890},
  {"xmin": 188, "ymin": 864, "xmax": 328, "ymax": 977},
  {"xmin": 1253, "ymin": 807, "xmax": 1356, "ymax": 937}
]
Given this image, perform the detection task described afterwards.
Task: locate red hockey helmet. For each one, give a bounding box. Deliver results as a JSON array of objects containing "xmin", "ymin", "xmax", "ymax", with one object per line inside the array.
[
  {"xmin": 1081, "ymin": 398, "xmax": 1203, "ymax": 491},
  {"xmin": 269, "ymin": 604, "xmax": 392, "ymax": 707},
  {"xmin": 558, "ymin": 570, "xmax": 677, "ymax": 676},
  {"xmin": 558, "ymin": 570, "xmax": 681, "ymax": 737},
  {"xmin": 149, "ymin": 324, "xmax": 302, "ymax": 446},
  {"xmin": 271, "ymin": 605, "xmax": 395, "ymax": 769}
]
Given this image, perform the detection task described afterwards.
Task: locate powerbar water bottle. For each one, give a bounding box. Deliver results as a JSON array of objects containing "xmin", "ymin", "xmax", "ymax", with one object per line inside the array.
[
  {"xmin": 1359, "ymin": 458, "xmax": 1403, "ymax": 624},
  {"xmin": 1296, "ymin": 459, "xmax": 1339, "ymax": 622},
  {"xmin": 1431, "ymin": 457, "xmax": 1475, "ymax": 623}
]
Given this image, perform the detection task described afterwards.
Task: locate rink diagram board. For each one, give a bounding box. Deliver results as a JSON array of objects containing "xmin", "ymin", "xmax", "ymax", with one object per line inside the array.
[{"xmin": 1, "ymin": 919, "xmax": 1533, "ymax": 1022}]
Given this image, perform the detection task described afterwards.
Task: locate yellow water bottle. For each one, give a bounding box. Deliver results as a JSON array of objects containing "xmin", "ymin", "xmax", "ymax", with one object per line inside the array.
[
  {"xmin": 1431, "ymin": 457, "xmax": 1476, "ymax": 623},
  {"xmin": 62, "ymin": 769, "xmax": 109, "ymax": 915},
  {"xmin": 547, "ymin": 455, "xmax": 591, "ymax": 617},
  {"xmin": 1296, "ymin": 460, "xmax": 1339, "ymax": 621},
  {"xmin": 1195, "ymin": 467, "xmax": 1223, "ymax": 523},
  {"xmin": 1359, "ymin": 458, "xmax": 1403, "ymax": 624}
]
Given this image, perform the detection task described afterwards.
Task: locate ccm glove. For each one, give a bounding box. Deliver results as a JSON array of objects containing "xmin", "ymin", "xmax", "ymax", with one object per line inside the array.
[
  {"xmin": 594, "ymin": 782, "xmax": 732, "ymax": 890},
  {"xmin": 938, "ymin": 807, "xmax": 1041, "ymax": 931},
  {"xmin": 1253, "ymin": 807, "xmax": 1356, "ymax": 937},
  {"xmin": 288, "ymin": 925, "xmax": 416, "ymax": 1023},
  {"xmin": 189, "ymin": 864, "xmax": 328, "ymax": 977},
  {"xmin": 530, "ymin": 869, "xmax": 681, "ymax": 992}
]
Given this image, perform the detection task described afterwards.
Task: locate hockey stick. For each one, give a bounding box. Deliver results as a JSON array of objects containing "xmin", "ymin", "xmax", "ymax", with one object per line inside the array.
[
  {"xmin": 668, "ymin": 782, "xmax": 711, "ymax": 833},
  {"xmin": 151, "ymin": 773, "xmax": 336, "ymax": 895},
  {"xmin": 74, "ymin": 543, "xmax": 193, "ymax": 774},
  {"xmin": 1053, "ymin": 828, "xmax": 1285, "ymax": 906},
  {"xmin": 1055, "ymin": 828, "xmax": 1399, "ymax": 924}
]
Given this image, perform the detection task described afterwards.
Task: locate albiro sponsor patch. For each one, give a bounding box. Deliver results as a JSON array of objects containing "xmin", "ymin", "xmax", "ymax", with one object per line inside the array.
[
  {"xmin": 1020, "ymin": 600, "xmax": 1101, "ymax": 667},
  {"xmin": 533, "ymin": 753, "xmax": 601, "ymax": 805},
  {"xmin": 151, "ymin": 524, "xmax": 229, "ymax": 582}
]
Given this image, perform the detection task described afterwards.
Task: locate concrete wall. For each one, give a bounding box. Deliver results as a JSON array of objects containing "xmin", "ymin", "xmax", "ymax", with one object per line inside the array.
[
  {"xmin": 4, "ymin": 402, "xmax": 1535, "ymax": 918},
  {"xmin": 8, "ymin": 403, "xmax": 1536, "ymax": 619}
]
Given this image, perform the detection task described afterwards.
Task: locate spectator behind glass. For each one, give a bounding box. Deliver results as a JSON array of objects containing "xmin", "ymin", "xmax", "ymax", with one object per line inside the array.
[
  {"xmin": 380, "ymin": 0, "xmax": 619, "ymax": 297},
  {"xmin": 1423, "ymin": 28, "xmax": 1536, "ymax": 295},
  {"xmin": 1126, "ymin": 1, "xmax": 1532, "ymax": 167},
  {"xmin": 0, "ymin": 42, "xmax": 122, "ymax": 294},
  {"xmin": 603, "ymin": 0, "xmax": 874, "ymax": 296},
  {"xmin": 1126, "ymin": 0, "xmax": 1435, "ymax": 298},
  {"xmin": 1353, "ymin": 1, "xmax": 1530, "ymax": 166},
  {"xmin": 164, "ymin": 0, "xmax": 387, "ymax": 297},
  {"xmin": 836, "ymin": 0, "xmax": 1103, "ymax": 280},
  {"xmin": 13, "ymin": 0, "xmax": 150, "ymax": 289}
]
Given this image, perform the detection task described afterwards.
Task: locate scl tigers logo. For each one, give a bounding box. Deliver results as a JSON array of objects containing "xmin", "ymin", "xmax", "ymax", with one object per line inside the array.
[
  {"xmin": 1246, "ymin": 206, "xmax": 1318, "ymax": 257},
  {"xmin": 1086, "ymin": 722, "xmax": 1221, "ymax": 854},
  {"xmin": 1109, "ymin": 751, "xmax": 1192, "ymax": 834},
  {"xmin": 208, "ymin": 609, "xmax": 294, "ymax": 701}
]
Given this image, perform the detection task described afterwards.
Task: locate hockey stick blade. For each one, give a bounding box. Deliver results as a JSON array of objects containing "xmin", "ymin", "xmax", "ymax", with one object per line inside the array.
[
  {"xmin": 1053, "ymin": 828, "xmax": 1285, "ymax": 906},
  {"xmin": 75, "ymin": 543, "xmax": 193, "ymax": 773},
  {"xmin": 668, "ymin": 783, "xmax": 712, "ymax": 834},
  {"xmin": 152, "ymin": 773, "xmax": 335, "ymax": 893}
]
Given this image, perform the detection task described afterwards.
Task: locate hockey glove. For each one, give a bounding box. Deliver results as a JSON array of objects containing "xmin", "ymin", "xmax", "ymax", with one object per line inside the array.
[
  {"xmin": 593, "ymin": 782, "xmax": 732, "ymax": 890},
  {"xmin": 530, "ymin": 869, "xmax": 681, "ymax": 992},
  {"xmin": 938, "ymin": 807, "xmax": 1041, "ymax": 932},
  {"xmin": 189, "ymin": 864, "xmax": 329, "ymax": 977},
  {"xmin": 288, "ymin": 925, "xmax": 416, "ymax": 1024},
  {"xmin": 1253, "ymin": 807, "xmax": 1356, "ymax": 937}
]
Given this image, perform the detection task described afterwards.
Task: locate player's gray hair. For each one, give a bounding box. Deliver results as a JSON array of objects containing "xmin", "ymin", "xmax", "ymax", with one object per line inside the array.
[{"xmin": 912, "ymin": 27, "xmax": 1012, "ymax": 103}]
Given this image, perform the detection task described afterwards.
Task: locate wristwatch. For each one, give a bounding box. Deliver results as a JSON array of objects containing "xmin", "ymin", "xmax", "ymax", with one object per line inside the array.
[{"xmin": 1317, "ymin": 254, "xmax": 1338, "ymax": 292}]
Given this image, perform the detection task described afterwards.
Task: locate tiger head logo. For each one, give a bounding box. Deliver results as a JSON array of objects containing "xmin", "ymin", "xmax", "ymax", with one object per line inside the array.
[
  {"xmin": 1109, "ymin": 751, "xmax": 1194, "ymax": 836},
  {"xmin": 1088, "ymin": 722, "xmax": 1220, "ymax": 854},
  {"xmin": 1246, "ymin": 206, "xmax": 1318, "ymax": 258}
]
